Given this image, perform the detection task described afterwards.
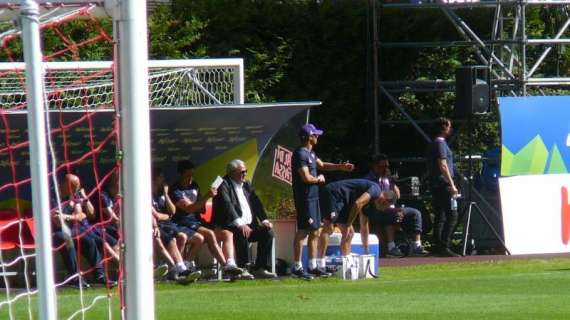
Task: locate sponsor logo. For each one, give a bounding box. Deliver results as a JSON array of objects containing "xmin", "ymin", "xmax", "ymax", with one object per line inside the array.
[
  {"xmin": 272, "ymin": 145, "xmax": 292, "ymax": 185},
  {"xmin": 562, "ymin": 187, "xmax": 570, "ymax": 245}
]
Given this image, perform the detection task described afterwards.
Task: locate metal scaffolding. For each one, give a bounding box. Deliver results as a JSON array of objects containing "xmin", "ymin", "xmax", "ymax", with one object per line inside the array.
[{"xmin": 373, "ymin": 0, "xmax": 570, "ymax": 151}]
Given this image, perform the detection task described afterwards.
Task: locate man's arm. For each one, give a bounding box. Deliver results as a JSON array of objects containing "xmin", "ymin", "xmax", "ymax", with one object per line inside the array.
[
  {"xmin": 152, "ymin": 206, "xmax": 170, "ymax": 222},
  {"xmin": 391, "ymin": 183, "xmax": 401, "ymax": 200},
  {"xmin": 346, "ymin": 192, "xmax": 372, "ymax": 226},
  {"xmin": 162, "ymin": 185, "xmax": 176, "ymax": 216},
  {"xmin": 316, "ymin": 159, "xmax": 354, "ymax": 172},
  {"xmin": 249, "ymin": 188, "xmax": 272, "ymax": 228},
  {"xmin": 78, "ymin": 188, "xmax": 95, "ymax": 220},
  {"xmin": 297, "ymin": 166, "xmax": 325, "ymax": 184},
  {"xmin": 175, "ymin": 188, "xmax": 216, "ymax": 215}
]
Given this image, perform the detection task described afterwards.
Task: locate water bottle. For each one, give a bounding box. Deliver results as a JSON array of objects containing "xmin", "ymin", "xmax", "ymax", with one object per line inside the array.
[{"xmin": 450, "ymin": 195, "xmax": 458, "ymax": 211}]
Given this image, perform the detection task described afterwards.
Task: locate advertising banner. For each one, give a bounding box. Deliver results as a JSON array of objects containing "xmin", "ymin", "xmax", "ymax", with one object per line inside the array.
[
  {"xmin": 499, "ymin": 96, "xmax": 570, "ymax": 254},
  {"xmin": 0, "ymin": 104, "xmax": 311, "ymax": 215}
]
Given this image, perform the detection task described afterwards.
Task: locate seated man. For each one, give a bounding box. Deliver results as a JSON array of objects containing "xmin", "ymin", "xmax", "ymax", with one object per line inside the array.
[
  {"xmin": 170, "ymin": 160, "xmax": 244, "ymax": 277},
  {"xmin": 51, "ymin": 173, "xmax": 115, "ymax": 287},
  {"xmin": 363, "ymin": 154, "xmax": 427, "ymax": 256},
  {"xmin": 319, "ymin": 179, "xmax": 394, "ymax": 260},
  {"xmin": 212, "ymin": 159, "xmax": 277, "ymax": 279},
  {"xmin": 152, "ymin": 167, "xmax": 202, "ymax": 283}
]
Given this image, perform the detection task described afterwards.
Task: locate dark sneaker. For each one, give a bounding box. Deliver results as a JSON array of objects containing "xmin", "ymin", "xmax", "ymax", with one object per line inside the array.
[
  {"xmin": 411, "ymin": 245, "xmax": 429, "ymax": 256},
  {"xmin": 176, "ymin": 269, "xmax": 202, "ymax": 285},
  {"xmin": 233, "ymin": 270, "xmax": 255, "ymax": 280},
  {"xmin": 222, "ymin": 264, "xmax": 244, "ymax": 277},
  {"xmin": 386, "ymin": 247, "xmax": 404, "ymax": 258},
  {"xmin": 308, "ymin": 267, "xmax": 332, "ymax": 278},
  {"xmin": 291, "ymin": 267, "xmax": 314, "ymax": 280},
  {"xmin": 252, "ymin": 268, "xmax": 277, "ymax": 279}
]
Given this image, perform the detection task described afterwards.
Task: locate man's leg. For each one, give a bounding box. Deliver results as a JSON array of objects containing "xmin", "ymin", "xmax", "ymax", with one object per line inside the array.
[
  {"xmin": 402, "ymin": 207, "xmax": 426, "ymax": 254},
  {"xmin": 431, "ymin": 189, "xmax": 459, "ymax": 256},
  {"xmin": 78, "ymin": 232, "xmax": 106, "ymax": 282},
  {"xmin": 291, "ymin": 229, "xmax": 314, "ymax": 279},
  {"xmin": 432, "ymin": 189, "xmax": 448, "ymax": 252},
  {"xmin": 293, "ymin": 229, "xmax": 308, "ymax": 270},
  {"xmin": 53, "ymin": 231, "xmax": 78, "ymax": 277},
  {"xmin": 338, "ymin": 224, "xmax": 354, "ymax": 256},
  {"xmin": 318, "ymin": 220, "xmax": 334, "ymax": 269},
  {"xmin": 185, "ymin": 233, "xmax": 204, "ymax": 263},
  {"xmin": 230, "ymin": 227, "xmax": 250, "ymax": 268},
  {"xmin": 248, "ymin": 226, "xmax": 274, "ymax": 272}
]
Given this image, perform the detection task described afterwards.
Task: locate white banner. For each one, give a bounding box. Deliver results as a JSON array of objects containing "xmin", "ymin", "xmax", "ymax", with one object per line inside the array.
[{"xmin": 499, "ymin": 174, "xmax": 570, "ymax": 254}]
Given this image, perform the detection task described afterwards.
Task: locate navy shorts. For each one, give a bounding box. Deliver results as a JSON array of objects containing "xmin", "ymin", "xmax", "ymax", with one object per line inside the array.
[
  {"xmin": 295, "ymin": 198, "xmax": 321, "ymax": 230},
  {"xmin": 319, "ymin": 188, "xmax": 346, "ymax": 223},
  {"xmin": 158, "ymin": 221, "xmax": 179, "ymax": 244},
  {"xmin": 173, "ymin": 214, "xmax": 202, "ymax": 232}
]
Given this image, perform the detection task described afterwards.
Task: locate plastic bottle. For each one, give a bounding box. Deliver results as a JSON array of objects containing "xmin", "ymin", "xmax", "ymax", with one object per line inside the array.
[{"xmin": 450, "ymin": 195, "xmax": 458, "ymax": 211}]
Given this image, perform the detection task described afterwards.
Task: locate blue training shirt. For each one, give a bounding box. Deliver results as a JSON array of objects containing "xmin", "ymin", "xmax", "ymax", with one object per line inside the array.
[
  {"xmin": 428, "ymin": 137, "xmax": 454, "ymax": 185},
  {"xmin": 292, "ymin": 147, "xmax": 319, "ymax": 201},
  {"xmin": 325, "ymin": 179, "xmax": 381, "ymax": 212}
]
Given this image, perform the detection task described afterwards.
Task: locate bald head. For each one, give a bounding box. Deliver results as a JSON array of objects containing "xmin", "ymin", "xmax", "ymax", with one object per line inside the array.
[{"xmin": 62, "ymin": 174, "xmax": 80, "ymax": 195}]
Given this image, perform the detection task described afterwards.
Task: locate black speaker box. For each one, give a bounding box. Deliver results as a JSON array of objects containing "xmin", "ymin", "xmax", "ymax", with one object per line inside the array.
[{"xmin": 455, "ymin": 66, "xmax": 490, "ymax": 118}]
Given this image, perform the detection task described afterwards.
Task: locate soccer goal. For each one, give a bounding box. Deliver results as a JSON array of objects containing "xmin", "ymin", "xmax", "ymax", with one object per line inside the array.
[{"xmin": 0, "ymin": 1, "xmax": 243, "ymax": 319}]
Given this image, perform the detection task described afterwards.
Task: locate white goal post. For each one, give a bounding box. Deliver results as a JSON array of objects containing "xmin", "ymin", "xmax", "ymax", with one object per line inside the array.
[{"xmin": 1, "ymin": 1, "xmax": 247, "ymax": 320}]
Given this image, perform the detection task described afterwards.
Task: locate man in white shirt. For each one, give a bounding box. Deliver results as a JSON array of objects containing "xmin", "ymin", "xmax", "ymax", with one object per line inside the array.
[{"xmin": 212, "ymin": 159, "xmax": 277, "ymax": 279}]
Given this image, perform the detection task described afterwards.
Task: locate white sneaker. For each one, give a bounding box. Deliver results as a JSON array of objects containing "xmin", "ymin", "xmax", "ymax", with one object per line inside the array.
[
  {"xmin": 252, "ymin": 269, "xmax": 277, "ymax": 279},
  {"xmin": 222, "ymin": 264, "xmax": 244, "ymax": 276},
  {"xmin": 234, "ymin": 269, "xmax": 255, "ymax": 280},
  {"xmin": 153, "ymin": 264, "xmax": 169, "ymax": 280}
]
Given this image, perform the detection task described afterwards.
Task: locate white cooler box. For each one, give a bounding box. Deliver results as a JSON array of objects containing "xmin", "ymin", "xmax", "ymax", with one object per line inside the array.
[{"xmin": 302, "ymin": 233, "xmax": 380, "ymax": 277}]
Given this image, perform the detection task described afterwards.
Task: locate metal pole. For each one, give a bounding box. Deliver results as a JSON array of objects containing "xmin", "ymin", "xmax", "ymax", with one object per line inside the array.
[
  {"xmin": 117, "ymin": 0, "xmax": 155, "ymax": 319},
  {"xmin": 371, "ymin": 0, "xmax": 380, "ymax": 154},
  {"xmin": 20, "ymin": 0, "xmax": 57, "ymax": 319},
  {"xmin": 521, "ymin": 1, "xmax": 527, "ymax": 95}
]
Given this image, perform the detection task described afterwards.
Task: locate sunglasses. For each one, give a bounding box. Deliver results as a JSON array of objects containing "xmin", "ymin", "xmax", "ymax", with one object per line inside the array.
[{"xmin": 240, "ymin": 170, "xmax": 248, "ymax": 175}]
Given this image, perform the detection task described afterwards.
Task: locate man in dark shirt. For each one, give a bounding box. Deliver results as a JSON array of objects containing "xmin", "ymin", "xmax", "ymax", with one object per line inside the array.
[
  {"xmin": 291, "ymin": 123, "xmax": 354, "ymax": 279},
  {"xmin": 319, "ymin": 179, "xmax": 393, "ymax": 257},
  {"xmin": 51, "ymin": 174, "xmax": 114, "ymax": 287},
  {"xmin": 427, "ymin": 117, "xmax": 460, "ymax": 257},
  {"xmin": 152, "ymin": 168, "xmax": 202, "ymax": 283}
]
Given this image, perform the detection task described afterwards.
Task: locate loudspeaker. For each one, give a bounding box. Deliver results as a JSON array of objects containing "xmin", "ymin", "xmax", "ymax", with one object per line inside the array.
[{"xmin": 455, "ymin": 66, "xmax": 490, "ymax": 118}]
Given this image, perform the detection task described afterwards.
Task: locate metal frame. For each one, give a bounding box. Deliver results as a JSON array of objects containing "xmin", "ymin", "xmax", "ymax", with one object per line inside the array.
[{"xmin": 372, "ymin": 0, "xmax": 570, "ymax": 151}]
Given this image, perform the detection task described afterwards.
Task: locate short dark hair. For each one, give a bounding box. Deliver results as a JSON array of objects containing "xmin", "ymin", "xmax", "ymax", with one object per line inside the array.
[
  {"xmin": 434, "ymin": 117, "xmax": 451, "ymax": 136},
  {"xmin": 370, "ymin": 153, "xmax": 388, "ymax": 163},
  {"xmin": 177, "ymin": 160, "xmax": 195, "ymax": 174}
]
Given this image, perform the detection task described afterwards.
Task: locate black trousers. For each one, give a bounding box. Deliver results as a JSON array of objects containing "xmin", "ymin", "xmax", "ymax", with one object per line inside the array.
[
  {"xmin": 229, "ymin": 225, "xmax": 274, "ymax": 271},
  {"xmin": 53, "ymin": 225, "xmax": 104, "ymax": 280},
  {"xmin": 430, "ymin": 186, "xmax": 458, "ymax": 250}
]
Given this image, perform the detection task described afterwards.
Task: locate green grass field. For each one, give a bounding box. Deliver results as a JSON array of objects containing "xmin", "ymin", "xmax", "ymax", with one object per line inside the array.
[{"xmin": 3, "ymin": 257, "xmax": 570, "ymax": 319}]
